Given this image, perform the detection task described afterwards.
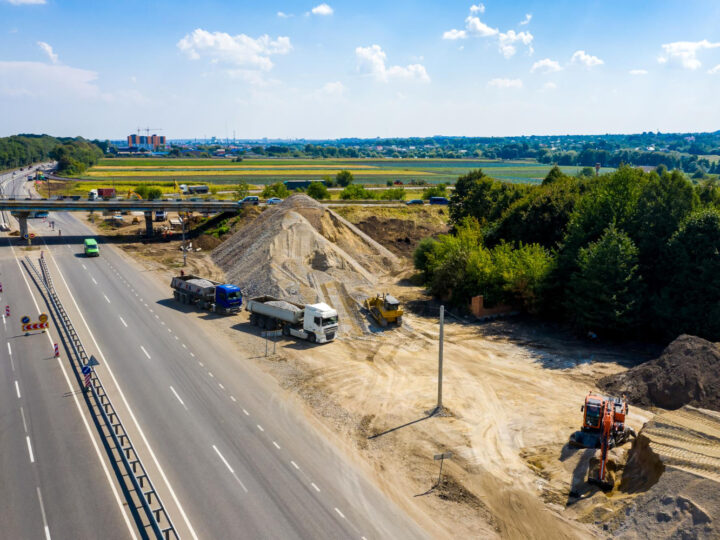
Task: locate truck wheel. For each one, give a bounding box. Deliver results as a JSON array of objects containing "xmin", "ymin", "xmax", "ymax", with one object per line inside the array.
[
  {"xmin": 396, "ymin": 316, "xmax": 403, "ymax": 326},
  {"xmin": 282, "ymin": 325, "xmax": 290, "ymax": 336},
  {"xmin": 173, "ymin": 291, "xmax": 179, "ymax": 301},
  {"xmin": 250, "ymin": 314, "xmax": 257, "ymax": 326},
  {"xmin": 309, "ymin": 333, "xmax": 316, "ymax": 343}
]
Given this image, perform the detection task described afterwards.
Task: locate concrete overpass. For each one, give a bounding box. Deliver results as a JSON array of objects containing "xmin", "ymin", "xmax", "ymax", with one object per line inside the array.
[{"xmin": 0, "ymin": 199, "xmax": 241, "ymax": 237}]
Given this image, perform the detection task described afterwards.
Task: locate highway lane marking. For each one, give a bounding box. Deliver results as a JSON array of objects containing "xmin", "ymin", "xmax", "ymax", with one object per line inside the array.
[
  {"xmin": 189, "ymin": 352, "xmax": 194, "ymax": 357},
  {"xmin": 26, "ymin": 435, "xmax": 35, "ymax": 463},
  {"xmin": 36, "ymin": 487, "xmax": 51, "ymax": 540},
  {"xmin": 154, "ymin": 314, "xmax": 159, "ymax": 319},
  {"xmin": 7, "ymin": 342, "xmax": 11, "ymax": 355},
  {"xmin": 167, "ymin": 328, "xmax": 172, "ymax": 333},
  {"xmin": 334, "ymin": 508, "xmax": 346, "ymax": 519},
  {"xmin": 198, "ymin": 361, "xmax": 204, "ymax": 367},
  {"xmin": 91, "ymin": 277, "xmax": 97, "ymax": 285},
  {"xmin": 243, "ymin": 409, "xmax": 249, "ymax": 416},
  {"xmin": 212, "ymin": 445, "xmax": 249, "ymax": 493},
  {"xmin": 15, "ymin": 380, "xmax": 21, "ymax": 399},
  {"xmin": 82, "ymin": 264, "xmax": 87, "ymax": 270},
  {"xmin": 140, "ymin": 346, "xmax": 151, "ymax": 359},
  {"xmin": 273, "ymin": 441, "xmax": 281, "ymax": 449},
  {"xmin": 149, "ymin": 308, "xmax": 154, "ymax": 313},
  {"xmin": 290, "ymin": 460, "xmax": 299, "ymax": 470},
  {"xmin": 174, "ymin": 335, "xmax": 179, "ymax": 340},
  {"xmin": 230, "ymin": 396, "xmax": 237, "ymax": 402},
  {"xmin": 42, "ymin": 240, "xmax": 190, "ymax": 540},
  {"xmin": 119, "ymin": 316, "xmax": 128, "ymax": 327},
  {"xmin": 218, "ymin": 383, "xmax": 224, "ymax": 390},
  {"xmin": 161, "ymin": 321, "xmax": 165, "ymax": 326},
  {"xmin": 208, "ymin": 371, "xmax": 214, "ymax": 378},
  {"xmin": 181, "ymin": 343, "xmax": 186, "ymax": 349},
  {"xmin": 103, "ymin": 294, "xmax": 111, "ymax": 303},
  {"xmin": 311, "ymin": 482, "xmax": 321, "ymax": 492},
  {"xmin": 170, "ymin": 386, "xmax": 188, "ymax": 410},
  {"xmin": 257, "ymin": 424, "xmax": 264, "ymax": 432},
  {"xmin": 20, "ymin": 406, "xmax": 28, "ymax": 433}
]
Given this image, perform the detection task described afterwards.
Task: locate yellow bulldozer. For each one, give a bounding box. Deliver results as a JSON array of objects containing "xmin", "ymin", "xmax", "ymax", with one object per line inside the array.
[{"xmin": 364, "ymin": 293, "xmax": 403, "ymax": 327}]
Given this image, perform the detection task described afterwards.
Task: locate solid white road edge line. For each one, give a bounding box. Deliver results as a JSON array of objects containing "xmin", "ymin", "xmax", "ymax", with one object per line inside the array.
[
  {"xmin": 10, "ymin": 240, "xmax": 138, "ymax": 539},
  {"xmin": 44, "ymin": 247, "xmax": 198, "ymax": 539}
]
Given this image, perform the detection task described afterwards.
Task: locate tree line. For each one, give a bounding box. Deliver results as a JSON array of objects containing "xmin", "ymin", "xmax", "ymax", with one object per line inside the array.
[
  {"xmin": 414, "ymin": 166, "xmax": 720, "ymax": 342},
  {"xmin": 0, "ymin": 134, "xmax": 104, "ymax": 175}
]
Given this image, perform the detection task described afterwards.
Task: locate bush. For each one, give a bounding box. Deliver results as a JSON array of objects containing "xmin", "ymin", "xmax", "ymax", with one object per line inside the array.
[
  {"xmin": 234, "ymin": 182, "xmax": 250, "ymax": 200},
  {"xmin": 379, "ymin": 187, "xmax": 405, "ymax": 200},
  {"xmin": 147, "ymin": 187, "xmax": 162, "ymax": 200},
  {"xmin": 262, "ymin": 182, "xmax": 290, "ymax": 199},
  {"xmin": 336, "ymin": 170, "xmax": 354, "ymax": 187},
  {"xmin": 422, "ymin": 184, "xmax": 447, "ymax": 200},
  {"xmin": 340, "ymin": 184, "xmax": 374, "ymax": 200},
  {"xmin": 307, "ymin": 182, "xmax": 330, "ymax": 200}
]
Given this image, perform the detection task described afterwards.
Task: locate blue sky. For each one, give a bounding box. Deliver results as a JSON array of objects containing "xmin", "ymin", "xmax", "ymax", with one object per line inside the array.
[{"xmin": 1, "ymin": 0, "xmax": 720, "ymax": 139}]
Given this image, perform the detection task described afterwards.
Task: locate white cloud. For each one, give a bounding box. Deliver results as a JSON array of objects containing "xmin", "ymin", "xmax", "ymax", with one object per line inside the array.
[
  {"xmin": 469, "ymin": 3, "xmax": 485, "ymax": 13},
  {"xmin": 0, "ymin": 61, "xmax": 99, "ymax": 98},
  {"xmin": 311, "ymin": 3, "xmax": 333, "ymax": 16},
  {"xmin": 658, "ymin": 40, "xmax": 720, "ymax": 70},
  {"xmin": 177, "ymin": 29, "xmax": 291, "ymax": 71},
  {"xmin": 519, "ymin": 14, "xmax": 532, "ymax": 26},
  {"xmin": 629, "ymin": 69, "xmax": 648, "ymax": 75},
  {"xmin": 531, "ymin": 58, "xmax": 562, "ymax": 73},
  {"xmin": 130, "ymin": 75, "xmax": 137, "ymax": 83},
  {"xmin": 355, "ymin": 44, "xmax": 430, "ymax": 83},
  {"xmin": 708, "ymin": 64, "xmax": 720, "ymax": 74},
  {"xmin": 37, "ymin": 41, "xmax": 58, "ymax": 64},
  {"xmin": 5, "ymin": 0, "xmax": 46, "ymax": 5},
  {"xmin": 498, "ymin": 30, "xmax": 533, "ymax": 58},
  {"xmin": 465, "ymin": 16, "xmax": 498, "ymax": 37},
  {"xmin": 442, "ymin": 29, "xmax": 467, "ymax": 40},
  {"xmin": 570, "ymin": 50, "xmax": 604, "ymax": 67},
  {"xmin": 319, "ymin": 81, "xmax": 345, "ymax": 96},
  {"xmin": 487, "ymin": 77, "xmax": 522, "ymax": 89},
  {"xmin": 277, "ymin": 11, "xmax": 292, "ymax": 18},
  {"xmin": 541, "ymin": 81, "xmax": 557, "ymax": 90}
]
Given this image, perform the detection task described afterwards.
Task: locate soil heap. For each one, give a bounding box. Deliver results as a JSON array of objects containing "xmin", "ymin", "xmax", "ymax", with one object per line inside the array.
[
  {"xmin": 211, "ymin": 194, "xmax": 401, "ymax": 303},
  {"xmin": 600, "ymin": 334, "xmax": 720, "ymax": 412}
]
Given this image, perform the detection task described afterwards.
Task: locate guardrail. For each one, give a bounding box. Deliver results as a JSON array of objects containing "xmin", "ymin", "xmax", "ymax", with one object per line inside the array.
[{"xmin": 24, "ymin": 256, "xmax": 179, "ymax": 540}]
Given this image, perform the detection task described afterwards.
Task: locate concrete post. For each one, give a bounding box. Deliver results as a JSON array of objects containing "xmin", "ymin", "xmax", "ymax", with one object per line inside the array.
[
  {"xmin": 144, "ymin": 211, "xmax": 153, "ymax": 237},
  {"xmin": 17, "ymin": 212, "xmax": 29, "ymax": 239},
  {"xmin": 437, "ymin": 305, "xmax": 444, "ymax": 412}
]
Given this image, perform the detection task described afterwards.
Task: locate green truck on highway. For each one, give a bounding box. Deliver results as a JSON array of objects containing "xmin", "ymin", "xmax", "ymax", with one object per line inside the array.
[{"xmin": 84, "ymin": 238, "xmax": 99, "ymax": 257}]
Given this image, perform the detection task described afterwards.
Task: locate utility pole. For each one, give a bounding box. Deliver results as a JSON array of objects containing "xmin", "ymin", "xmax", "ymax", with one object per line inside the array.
[
  {"xmin": 436, "ymin": 305, "xmax": 444, "ymax": 414},
  {"xmin": 181, "ymin": 213, "xmax": 187, "ymax": 267}
]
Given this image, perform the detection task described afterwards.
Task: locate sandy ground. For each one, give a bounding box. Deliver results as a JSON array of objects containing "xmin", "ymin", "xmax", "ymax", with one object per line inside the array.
[{"xmin": 79, "ymin": 207, "xmax": 720, "ymax": 540}]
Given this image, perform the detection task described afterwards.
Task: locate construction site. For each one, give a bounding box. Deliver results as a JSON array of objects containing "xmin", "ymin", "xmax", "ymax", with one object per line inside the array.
[{"xmin": 89, "ymin": 193, "xmax": 720, "ymax": 539}]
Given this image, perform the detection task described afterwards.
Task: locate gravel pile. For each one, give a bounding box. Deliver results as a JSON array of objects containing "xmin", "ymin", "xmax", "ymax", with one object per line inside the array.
[
  {"xmin": 266, "ymin": 300, "xmax": 301, "ymax": 312},
  {"xmin": 212, "ymin": 194, "xmax": 400, "ymax": 303}
]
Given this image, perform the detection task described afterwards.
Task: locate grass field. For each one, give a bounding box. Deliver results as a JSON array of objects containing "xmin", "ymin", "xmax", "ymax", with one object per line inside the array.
[{"xmin": 79, "ymin": 158, "xmax": 616, "ymax": 186}]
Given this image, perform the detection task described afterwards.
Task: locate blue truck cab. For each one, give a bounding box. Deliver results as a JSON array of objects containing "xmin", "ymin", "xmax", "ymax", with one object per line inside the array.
[{"xmin": 215, "ymin": 284, "xmax": 243, "ymax": 311}]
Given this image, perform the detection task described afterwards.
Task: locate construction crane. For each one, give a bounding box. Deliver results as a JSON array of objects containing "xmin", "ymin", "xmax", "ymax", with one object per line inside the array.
[{"xmin": 136, "ymin": 127, "xmax": 164, "ymax": 137}]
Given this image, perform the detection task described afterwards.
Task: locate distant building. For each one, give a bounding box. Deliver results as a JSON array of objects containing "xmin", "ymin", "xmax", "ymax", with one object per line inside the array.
[{"xmin": 127, "ymin": 134, "xmax": 166, "ymax": 150}]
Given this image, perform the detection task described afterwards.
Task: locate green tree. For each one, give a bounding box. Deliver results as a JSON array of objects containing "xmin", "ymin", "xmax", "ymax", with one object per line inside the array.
[
  {"xmin": 146, "ymin": 187, "xmax": 162, "ymax": 200},
  {"xmin": 567, "ymin": 226, "xmax": 643, "ymax": 335},
  {"xmin": 449, "ymin": 169, "xmax": 527, "ymax": 226},
  {"xmin": 542, "ymin": 165, "xmax": 565, "ymax": 185},
  {"xmin": 379, "ymin": 187, "xmax": 405, "ymax": 200},
  {"xmin": 234, "ymin": 182, "xmax": 250, "ymax": 200},
  {"xmin": 262, "ymin": 182, "xmax": 290, "ymax": 199},
  {"xmin": 134, "ymin": 184, "xmax": 149, "ymax": 199},
  {"xmin": 340, "ymin": 184, "xmax": 374, "ymax": 200},
  {"xmin": 336, "ymin": 170, "xmax": 354, "ymax": 187},
  {"xmin": 654, "ymin": 209, "xmax": 720, "ymax": 340},
  {"xmin": 307, "ymin": 181, "xmax": 330, "ymax": 200}
]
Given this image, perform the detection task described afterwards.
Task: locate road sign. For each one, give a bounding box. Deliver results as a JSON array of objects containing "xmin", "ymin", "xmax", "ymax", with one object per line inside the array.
[
  {"xmin": 5, "ymin": 305, "xmax": 9, "ymax": 317},
  {"xmin": 434, "ymin": 452, "xmax": 453, "ymax": 461},
  {"xmin": 29, "ymin": 233, "xmax": 35, "ymax": 239},
  {"xmin": 261, "ymin": 330, "xmax": 283, "ymax": 338},
  {"xmin": 81, "ymin": 365, "xmax": 91, "ymax": 375},
  {"xmin": 38, "ymin": 313, "xmax": 48, "ymax": 323},
  {"xmin": 82, "ymin": 365, "xmax": 91, "ymax": 389},
  {"xmin": 23, "ymin": 233, "xmax": 28, "ymax": 239},
  {"xmin": 87, "ymin": 355, "xmax": 100, "ymax": 366},
  {"xmin": 22, "ymin": 322, "xmax": 48, "ymax": 331},
  {"xmin": 21, "ymin": 315, "xmax": 30, "ymax": 324},
  {"xmin": 53, "ymin": 343, "xmax": 59, "ymax": 357}
]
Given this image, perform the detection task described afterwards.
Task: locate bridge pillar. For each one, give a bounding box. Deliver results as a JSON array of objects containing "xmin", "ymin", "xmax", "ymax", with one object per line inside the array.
[
  {"xmin": 17, "ymin": 212, "xmax": 29, "ymax": 239},
  {"xmin": 144, "ymin": 211, "xmax": 153, "ymax": 237}
]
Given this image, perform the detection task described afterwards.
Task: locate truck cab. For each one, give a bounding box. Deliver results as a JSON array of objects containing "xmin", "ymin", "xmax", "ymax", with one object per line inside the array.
[
  {"xmin": 304, "ymin": 303, "xmax": 339, "ymax": 343},
  {"xmin": 215, "ymin": 284, "xmax": 243, "ymax": 312}
]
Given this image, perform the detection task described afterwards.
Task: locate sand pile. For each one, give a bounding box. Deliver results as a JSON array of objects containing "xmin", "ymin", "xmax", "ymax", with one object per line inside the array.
[
  {"xmin": 600, "ymin": 334, "xmax": 720, "ymax": 412},
  {"xmin": 212, "ymin": 194, "xmax": 401, "ymax": 303},
  {"xmin": 600, "ymin": 406, "xmax": 720, "ymax": 539}
]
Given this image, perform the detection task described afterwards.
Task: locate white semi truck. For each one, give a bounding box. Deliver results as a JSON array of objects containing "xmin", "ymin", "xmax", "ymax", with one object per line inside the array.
[{"xmin": 246, "ymin": 296, "xmax": 339, "ymax": 344}]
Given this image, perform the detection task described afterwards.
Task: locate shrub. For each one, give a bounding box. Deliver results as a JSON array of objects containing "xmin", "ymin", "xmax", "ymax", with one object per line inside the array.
[
  {"xmin": 307, "ymin": 182, "xmax": 330, "ymax": 200},
  {"xmin": 340, "ymin": 184, "xmax": 374, "ymax": 200}
]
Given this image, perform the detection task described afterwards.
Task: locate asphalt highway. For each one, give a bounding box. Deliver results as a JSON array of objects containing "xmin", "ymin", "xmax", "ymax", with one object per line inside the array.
[
  {"xmin": 15, "ymin": 208, "xmax": 428, "ymax": 538},
  {"xmin": 0, "ymin": 167, "xmax": 136, "ymax": 539}
]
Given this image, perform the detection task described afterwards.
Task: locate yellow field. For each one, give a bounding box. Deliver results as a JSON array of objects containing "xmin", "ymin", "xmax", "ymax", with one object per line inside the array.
[
  {"xmin": 91, "ymin": 164, "xmax": 377, "ymax": 170},
  {"xmin": 85, "ymin": 169, "xmax": 433, "ymax": 178}
]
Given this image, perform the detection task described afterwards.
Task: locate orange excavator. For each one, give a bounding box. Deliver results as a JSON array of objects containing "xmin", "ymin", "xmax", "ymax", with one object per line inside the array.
[{"xmin": 569, "ymin": 393, "xmax": 636, "ymax": 489}]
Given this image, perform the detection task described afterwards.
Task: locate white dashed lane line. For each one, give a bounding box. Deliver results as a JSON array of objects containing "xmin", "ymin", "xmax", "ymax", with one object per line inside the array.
[
  {"xmin": 91, "ymin": 277, "xmax": 97, "ymax": 285},
  {"xmin": 119, "ymin": 316, "xmax": 128, "ymax": 328},
  {"xmin": 273, "ymin": 441, "xmax": 281, "ymax": 449},
  {"xmin": 103, "ymin": 294, "xmax": 110, "ymax": 304},
  {"xmin": 14, "ymin": 380, "xmax": 21, "ymax": 399},
  {"xmin": 257, "ymin": 424, "xmax": 264, "ymax": 432},
  {"xmin": 26, "ymin": 436, "xmax": 35, "ymax": 463},
  {"xmin": 242, "ymin": 409, "xmax": 249, "ymax": 416},
  {"xmin": 212, "ymin": 445, "xmax": 248, "ymax": 493},
  {"xmin": 140, "ymin": 346, "xmax": 151, "ymax": 359},
  {"xmin": 334, "ymin": 508, "xmax": 346, "ymax": 520},
  {"xmin": 230, "ymin": 395, "xmax": 236, "ymax": 402},
  {"xmin": 311, "ymin": 482, "xmax": 321, "ymax": 492},
  {"xmin": 170, "ymin": 386, "xmax": 188, "ymax": 410},
  {"xmin": 290, "ymin": 460, "xmax": 299, "ymax": 470}
]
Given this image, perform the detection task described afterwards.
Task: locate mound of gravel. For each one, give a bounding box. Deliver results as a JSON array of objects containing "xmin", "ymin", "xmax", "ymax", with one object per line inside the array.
[
  {"xmin": 211, "ymin": 194, "xmax": 401, "ymax": 303},
  {"xmin": 600, "ymin": 335, "xmax": 720, "ymax": 411}
]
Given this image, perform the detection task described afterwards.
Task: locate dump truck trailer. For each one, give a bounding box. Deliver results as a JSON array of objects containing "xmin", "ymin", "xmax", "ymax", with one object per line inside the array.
[
  {"xmin": 246, "ymin": 296, "xmax": 339, "ymax": 343},
  {"xmin": 171, "ymin": 274, "xmax": 242, "ymax": 315}
]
